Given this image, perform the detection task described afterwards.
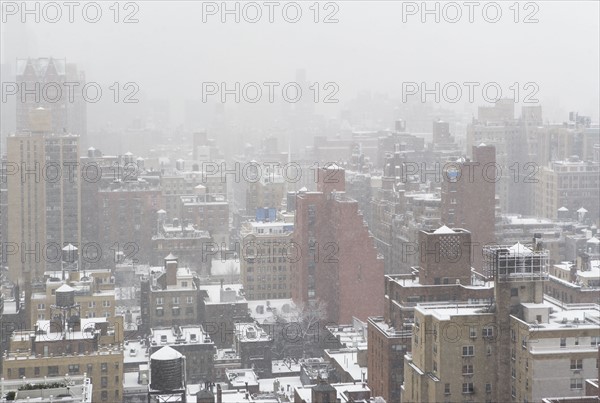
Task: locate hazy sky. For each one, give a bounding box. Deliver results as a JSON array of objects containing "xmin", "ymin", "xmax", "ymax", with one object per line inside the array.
[{"xmin": 2, "ymin": 1, "xmax": 599, "ymax": 123}]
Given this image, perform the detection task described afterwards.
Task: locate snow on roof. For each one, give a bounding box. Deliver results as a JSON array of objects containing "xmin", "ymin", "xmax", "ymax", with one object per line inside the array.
[
  {"xmin": 56, "ymin": 284, "xmax": 75, "ymax": 293},
  {"xmin": 577, "ymin": 207, "xmax": 588, "ymax": 213},
  {"xmin": 151, "ymin": 345, "xmax": 182, "ymax": 361},
  {"xmin": 587, "ymin": 237, "xmax": 600, "ymax": 244},
  {"xmin": 434, "ymin": 225, "xmax": 455, "ymax": 234},
  {"xmin": 558, "ymin": 206, "xmax": 569, "ymax": 212},
  {"xmin": 509, "ymin": 242, "xmax": 533, "ymax": 255}
]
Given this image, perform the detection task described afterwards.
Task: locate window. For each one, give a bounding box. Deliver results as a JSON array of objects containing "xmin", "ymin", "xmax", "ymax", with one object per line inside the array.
[
  {"xmin": 101, "ymin": 391, "xmax": 108, "ymax": 401},
  {"xmin": 469, "ymin": 326, "xmax": 476, "ymax": 338},
  {"xmin": 87, "ymin": 364, "xmax": 93, "ymax": 374},
  {"xmin": 444, "ymin": 384, "xmax": 450, "ymax": 395},
  {"xmin": 511, "ymin": 366, "xmax": 516, "ymax": 378},
  {"xmin": 103, "ymin": 300, "xmax": 110, "ymax": 307},
  {"xmin": 433, "ymin": 361, "xmax": 437, "ymax": 372},
  {"xmin": 101, "ymin": 363, "xmax": 108, "ymax": 373},
  {"xmin": 101, "ymin": 376, "xmax": 108, "ymax": 388},
  {"xmin": 511, "ymin": 288, "xmax": 518, "ymax": 297},
  {"xmin": 68, "ymin": 364, "xmax": 80, "ymax": 374},
  {"xmin": 462, "ymin": 346, "xmax": 474, "ymax": 356},
  {"xmin": 172, "ymin": 307, "xmax": 180, "ymax": 316},
  {"xmin": 560, "ymin": 337, "xmax": 566, "ymax": 347},
  {"xmin": 591, "ymin": 336, "xmax": 600, "ymax": 346},
  {"xmin": 482, "ymin": 326, "xmax": 494, "ymax": 338},
  {"xmin": 88, "ymin": 301, "xmax": 96, "ymax": 308},
  {"xmin": 186, "ymin": 296, "xmax": 194, "ymax": 304},
  {"xmin": 462, "ymin": 383, "xmax": 474, "ymax": 394},
  {"xmin": 18, "ymin": 368, "xmax": 25, "ymax": 377},
  {"xmin": 37, "ymin": 303, "xmax": 45, "ymax": 310},
  {"xmin": 570, "ymin": 378, "xmax": 583, "ymax": 389},
  {"xmin": 34, "ymin": 367, "xmax": 40, "ymax": 376},
  {"xmin": 486, "ymin": 345, "xmax": 492, "ymax": 356},
  {"xmin": 156, "ymin": 297, "xmax": 163, "ymax": 305},
  {"xmin": 186, "ymin": 306, "xmax": 194, "ymax": 315},
  {"xmin": 48, "ymin": 366, "xmax": 59, "ymax": 376},
  {"xmin": 156, "ymin": 307, "xmax": 164, "ymax": 316},
  {"xmin": 485, "ymin": 383, "xmax": 492, "ymax": 394},
  {"xmin": 172, "ymin": 297, "xmax": 180, "ymax": 305},
  {"xmin": 181, "ymin": 281, "xmax": 188, "ymax": 287},
  {"xmin": 570, "ymin": 359, "xmax": 583, "ymax": 370}
]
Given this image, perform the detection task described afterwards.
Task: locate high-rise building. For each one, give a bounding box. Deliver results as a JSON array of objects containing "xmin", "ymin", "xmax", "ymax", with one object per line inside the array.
[
  {"xmin": 291, "ymin": 166, "xmax": 384, "ymax": 324},
  {"xmin": 402, "ymin": 241, "xmax": 600, "ymax": 403},
  {"xmin": 6, "ymin": 108, "xmax": 81, "ymax": 284},
  {"xmin": 441, "ymin": 144, "xmax": 496, "ymax": 271},
  {"xmin": 367, "ymin": 226, "xmax": 494, "ymax": 402},
  {"xmin": 16, "ymin": 58, "xmax": 87, "ymax": 147},
  {"xmin": 534, "ymin": 158, "xmax": 600, "ymax": 223},
  {"xmin": 240, "ymin": 220, "xmax": 294, "ymax": 300},
  {"xmin": 466, "ymin": 100, "xmax": 532, "ymax": 215}
]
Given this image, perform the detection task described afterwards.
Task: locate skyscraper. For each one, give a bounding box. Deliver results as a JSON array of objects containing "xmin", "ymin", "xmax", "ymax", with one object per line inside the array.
[
  {"xmin": 291, "ymin": 166, "xmax": 384, "ymax": 323},
  {"xmin": 441, "ymin": 144, "xmax": 496, "ymax": 271},
  {"xmin": 16, "ymin": 57, "xmax": 87, "ymax": 147},
  {"xmin": 6, "ymin": 108, "xmax": 80, "ymax": 295}
]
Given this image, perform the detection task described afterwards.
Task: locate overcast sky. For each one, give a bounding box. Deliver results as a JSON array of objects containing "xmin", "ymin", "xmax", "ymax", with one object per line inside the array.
[{"xmin": 2, "ymin": 1, "xmax": 599, "ymax": 124}]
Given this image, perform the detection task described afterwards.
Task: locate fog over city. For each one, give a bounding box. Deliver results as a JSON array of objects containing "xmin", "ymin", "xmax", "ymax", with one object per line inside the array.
[{"xmin": 0, "ymin": 1, "xmax": 599, "ymax": 403}]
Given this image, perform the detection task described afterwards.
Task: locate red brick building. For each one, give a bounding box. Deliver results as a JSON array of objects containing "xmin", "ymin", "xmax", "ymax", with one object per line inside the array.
[
  {"xmin": 291, "ymin": 167, "xmax": 384, "ymax": 324},
  {"xmin": 97, "ymin": 181, "xmax": 163, "ymax": 266},
  {"xmin": 441, "ymin": 144, "xmax": 497, "ymax": 271}
]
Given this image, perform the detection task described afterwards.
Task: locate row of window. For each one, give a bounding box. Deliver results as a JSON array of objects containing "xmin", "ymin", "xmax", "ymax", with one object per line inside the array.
[
  {"xmin": 155, "ymin": 306, "xmax": 194, "ymax": 316},
  {"xmin": 9, "ymin": 362, "xmax": 115, "ymax": 377},
  {"xmin": 156, "ymin": 296, "xmax": 194, "ymax": 305},
  {"xmin": 246, "ymin": 265, "xmax": 288, "ymax": 273},
  {"xmin": 443, "ymin": 382, "xmax": 491, "ymax": 395},
  {"xmin": 37, "ymin": 300, "xmax": 111, "ymax": 310},
  {"xmin": 246, "ymin": 284, "xmax": 287, "ymax": 290}
]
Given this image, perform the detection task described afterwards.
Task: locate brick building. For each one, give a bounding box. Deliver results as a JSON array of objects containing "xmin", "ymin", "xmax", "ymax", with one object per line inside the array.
[
  {"xmin": 441, "ymin": 144, "xmax": 496, "ymax": 271},
  {"xmin": 291, "ymin": 166, "xmax": 384, "ymax": 324},
  {"xmin": 367, "ymin": 226, "xmax": 494, "ymax": 403}
]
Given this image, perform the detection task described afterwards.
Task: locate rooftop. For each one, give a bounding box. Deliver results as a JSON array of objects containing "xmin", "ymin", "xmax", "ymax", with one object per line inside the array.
[
  {"xmin": 226, "ymin": 369, "xmax": 259, "ymax": 388},
  {"xmin": 235, "ymin": 323, "xmax": 271, "ymax": 342},
  {"xmin": 150, "ymin": 325, "xmax": 212, "ymax": 346},
  {"xmin": 324, "ymin": 348, "xmax": 367, "ymax": 381}
]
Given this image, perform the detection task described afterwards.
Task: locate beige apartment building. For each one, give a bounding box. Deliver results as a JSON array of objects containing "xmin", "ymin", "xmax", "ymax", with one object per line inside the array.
[
  {"xmin": 240, "ymin": 220, "xmax": 294, "ymax": 300},
  {"xmin": 403, "ymin": 242, "xmax": 600, "ymax": 403}
]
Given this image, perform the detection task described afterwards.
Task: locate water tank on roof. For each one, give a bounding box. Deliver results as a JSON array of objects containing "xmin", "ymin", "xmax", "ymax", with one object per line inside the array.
[
  {"xmin": 150, "ymin": 346, "xmax": 185, "ymax": 391},
  {"xmin": 55, "ymin": 284, "xmax": 75, "ymax": 307}
]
